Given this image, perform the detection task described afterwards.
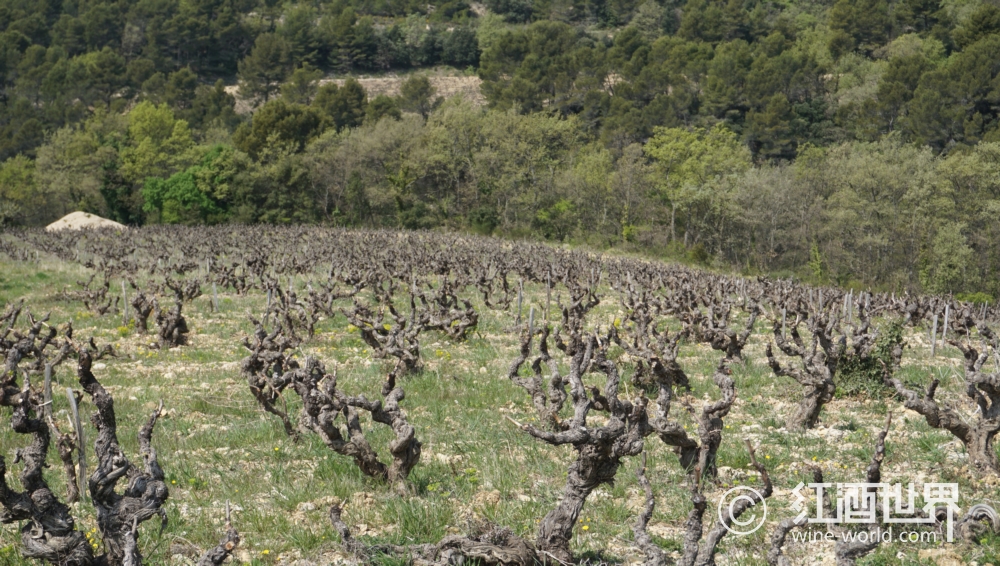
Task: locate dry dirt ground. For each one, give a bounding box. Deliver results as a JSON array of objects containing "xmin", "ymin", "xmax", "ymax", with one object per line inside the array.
[{"xmin": 226, "ymin": 70, "xmax": 483, "ymax": 114}]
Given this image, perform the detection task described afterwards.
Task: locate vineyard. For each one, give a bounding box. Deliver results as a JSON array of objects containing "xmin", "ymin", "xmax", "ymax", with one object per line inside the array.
[{"xmin": 1, "ymin": 226, "xmax": 999, "ymax": 566}]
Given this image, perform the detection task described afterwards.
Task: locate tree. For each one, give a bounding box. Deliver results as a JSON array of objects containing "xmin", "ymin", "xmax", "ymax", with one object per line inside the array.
[
  {"xmin": 894, "ymin": 0, "xmax": 951, "ymax": 38},
  {"xmin": 478, "ymin": 21, "xmax": 586, "ymax": 113},
  {"xmin": 905, "ymin": 35, "xmax": 1000, "ymax": 150},
  {"xmin": 920, "ymin": 222, "xmax": 976, "ymax": 294},
  {"xmin": 164, "ymin": 67, "xmax": 199, "ymax": 111},
  {"xmin": 952, "ymin": 4, "xmax": 1000, "ymax": 50},
  {"xmin": 678, "ymin": 0, "xmax": 749, "ymax": 43},
  {"xmin": 51, "ymin": 14, "xmax": 86, "ymax": 56},
  {"xmin": 366, "ymin": 94, "xmax": 402, "ymax": 123},
  {"xmin": 807, "ymin": 135, "xmax": 941, "ymax": 286},
  {"xmin": 609, "ymin": 143, "xmax": 656, "ymax": 241},
  {"xmin": 484, "ymin": 0, "xmax": 533, "ymax": 22},
  {"xmin": 99, "ymin": 159, "xmax": 143, "ymax": 225},
  {"xmin": 34, "ymin": 109, "xmax": 127, "ymax": 221},
  {"xmin": 702, "ymin": 39, "xmax": 753, "ymax": 119},
  {"xmin": 645, "ymin": 124, "xmax": 751, "ymax": 248},
  {"xmin": 237, "ymin": 33, "xmax": 293, "ymax": 104},
  {"xmin": 875, "ymin": 52, "xmax": 933, "ymax": 130},
  {"xmin": 632, "ymin": 0, "xmax": 667, "ymax": 41},
  {"xmin": 281, "ymin": 64, "xmax": 324, "ymax": 104},
  {"xmin": 142, "ymin": 145, "xmax": 240, "ymax": 224},
  {"xmin": 81, "ymin": 3, "xmax": 122, "ymax": 50},
  {"xmin": 320, "ymin": 9, "xmax": 379, "ymax": 72},
  {"xmin": 828, "ymin": 0, "xmax": 891, "ymax": 55},
  {"xmin": 312, "ymin": 79, "xmax": 367, "ymax": 131},
  {"xmin": 119, "ymin": 102, "xmax": 196, "ymax": 184},
  {"xmin": 234, "ymin": 99, "xmax": 326, "ymax": 160},
  {"xmin": 476, "ymin": 13, "xmax": 508, "ymax": 54},
  {"xmin": 80, "ymin": 47, "xmax": 126, "ymax": 107},
  {"xmin": 279, "ymin": 4, "xmax": 322, "ymax": 66},
  {"xmin": 746, "ymin": 93, "xmax": 798, "ymax": 160},
  {"xmin": 399, "ymin": 75, "xmax": 437, "ymax": 117},
  {"xmin": 0, "ymin": 155, "xmax": 35, "ymax": 225},
  {"xmin": 185, "ymin": 80, "xmax": 241, "ymax": 131},
  {"xmin": 441, "ymin": 27, "xmax": 480, "ymax": 67}
]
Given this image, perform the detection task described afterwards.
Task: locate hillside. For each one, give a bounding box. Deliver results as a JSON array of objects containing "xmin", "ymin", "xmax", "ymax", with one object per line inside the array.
[{"xmin": 3, "ymin": 0, "xmax": 1000, "ymax": 297}]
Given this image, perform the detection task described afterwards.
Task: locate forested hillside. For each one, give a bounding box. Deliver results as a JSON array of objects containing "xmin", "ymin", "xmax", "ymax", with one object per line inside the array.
[{"xmin": 2, "ymin": 0, "xmax": 1000, "ymax": 297}]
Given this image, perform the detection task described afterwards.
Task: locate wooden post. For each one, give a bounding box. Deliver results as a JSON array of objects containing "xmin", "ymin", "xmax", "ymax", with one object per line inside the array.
[
  {"xmin": 528, "ymin": 306, "xmax": 535, "ymax": 336},
  {"xmin": 67, "ymin": 388, "xmax": 86, "ymax": 501},
  {"xmin": 121, "ymin": 281, "xmax": 129, "ymax": 326},
  {"xmin": 212, "ymin": 282, "xmax": 219, "ymax": 313},
  {"xmin": 930, "ymin": 314, "xmax": 939, "ymax": 357},
  {"xmin": 545, "ymin": 270, "xmax": 551, "ymax": 322},
  {"xmin": 942, "ymin": 304, "xmax": 950, "ymax": 347},
  {"xmin": 264, "ymin": 288, "xmax": 272, "ymax": 325},
  {"xmin": 781, "ymin": 308, "xmax": 786, "ymax": 339},
  {"xmin": 515, "ymin": 280, "xmax": 523, "ymax": 325},
  {"xmin": 43, "ymin": 364, "xmax": 53, "ymax": 420}
]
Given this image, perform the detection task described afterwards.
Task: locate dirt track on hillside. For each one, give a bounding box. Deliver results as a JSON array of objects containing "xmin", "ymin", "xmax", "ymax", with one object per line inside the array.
[{"xmin": 226, "ymin": 74, "xmax": 484, "ymax": 114}]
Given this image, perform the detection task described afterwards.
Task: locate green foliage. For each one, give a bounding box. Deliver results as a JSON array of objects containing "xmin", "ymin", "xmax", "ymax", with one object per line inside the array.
[
  {"xmin": 828, "ymin": 0, "xmax": 891, "ymax": 55},
  {"xmin": 366, "ymin": 95, "xmax": 402, "ymax": 123},
  {"xmin": 5, "ymin": 0, "xmax": 1000, "ymax": 299},
  {"xmin": 836, "ymin": 320, "xmax": 904, "ymax": 399},
  {"xmin": 441, "ymin": 28, "xmax": 480, "ymax": 67},
  {"xmin": 281, "ymin": 64, "xmax": 324, "ymax": 104},
  {"xmin": 0, "ymin": 155, "xmax": 35, "ymax": 225},
  {"xmin": 233, "ymin": 99, "xmax": 326, "ymax": 160},
  {"xmin": 99, "ymin": 159, "xmax": 142, "ymax": 225},
  {"xmin": 952, "ymin": 4, "xmax": 1000, "ymax": 49},
  {"xmin": 919, "ymin": 222, "xmax": 977, "ymax": 295},
  {"xmin": 485, "ymin": 0, "xmax": 532, "ymax": 23},
  {"xmin": 533, "ymin": 198, "xmax": 576, "ymax": 241},
  {"xmin": 142, "ymin": 145, "xmax": 239, "ymax": 224},
  {"xmin": 238, "ymin": 33, "xmax": 294, "ymax": 104},
  {"xmin": 120, "ymin": 102, "xmax": 195, "ymax": 183},
  {"xmin": 905, "ymin": 35, "xmax": 1000, "ymax": 151},
  {"xmin": 478, "ymin": 21, "xmax": 588, "ymax": 113},
  {"xmin": 645, "ymin": 124, "xmax": 751, "ymax": 245},
  {"xmin": 468, "ymin": 205, "xmax": 499, "ymax": 235},
  {"xmin": 956, "ymin": 292, "xmax": 993, "ymax": 305},
  {"xmin": 399, "ymin": 75, "xmax": 437, "ymax": 118},
  {"xmin": 312, "ymin": 79, "xmax": 368, "ymax": 131},
  {"xmin": 183, "ymin": 80, "xmax": 241, "ymax": 132},
  {"xmin": 808, "ymin": 242, "xmax": 825, "ymax": 283}
]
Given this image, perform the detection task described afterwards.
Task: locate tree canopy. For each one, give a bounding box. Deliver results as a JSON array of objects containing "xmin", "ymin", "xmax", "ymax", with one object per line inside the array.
[{"xmin": 6, "ymin": 0, "xmax": 1000, "ymax": 297}]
